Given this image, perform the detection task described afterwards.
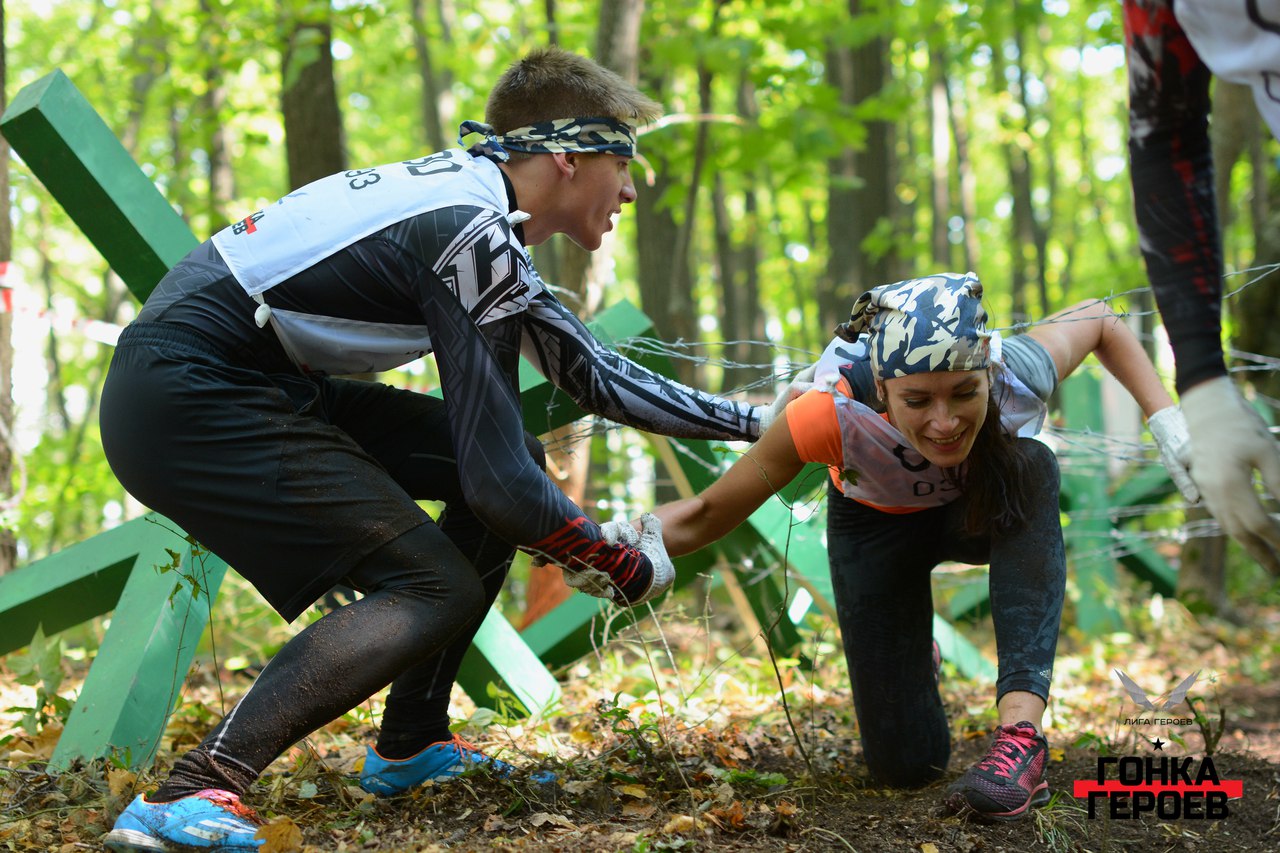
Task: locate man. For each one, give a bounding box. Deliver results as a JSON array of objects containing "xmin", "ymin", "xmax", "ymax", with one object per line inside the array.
[
  {"xmin": 1126, "ymin": 0, "xmax": 1280, "ymax": 572},
  {"xmin": 101, "ymin": 47, "xmax": 781, "ymax": 851}
]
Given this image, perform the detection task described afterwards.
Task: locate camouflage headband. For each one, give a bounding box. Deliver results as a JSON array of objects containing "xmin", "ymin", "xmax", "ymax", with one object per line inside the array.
[
  {"xmin": 458, "ymin": 117, "xmax": 638, "ymax": 161},
  {"xmin": 837, "ymin": 272, "xmax": 991, "ymax": 381}
]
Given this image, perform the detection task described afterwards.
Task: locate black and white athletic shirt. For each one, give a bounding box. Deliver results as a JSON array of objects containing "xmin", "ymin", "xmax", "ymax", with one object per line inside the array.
[
  {"xmin": 142, "ymin": 148, "xmax": 760, "ymax": 598},
  {"xmin": 205, "ymin": 148, "xmax": 759, "ymax": 441}
]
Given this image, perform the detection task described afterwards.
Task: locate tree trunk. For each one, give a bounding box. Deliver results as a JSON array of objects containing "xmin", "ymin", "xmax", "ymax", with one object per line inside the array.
[
  {"xmin": 0, "ymin": 0, "xmax": 15, "ymax": 574},
  {"xmin": 202, "ymin": 0, "xmax": 234, "ymax": 226},
  {"xmin": 928, "ymin": 46, "xmax": 952, "ymax": 270},
  {"xmin": 991, "ymin": 19, "xmax": 1045, "ymax": 321},
  {"xmin": 410, "ymin": 0, "xmax": 448, "ymax": 152},
  {"xmin": 822, "ymin": 0, "xmax": 896, "ymax": 336},
  {"xmin": 281, "ymin": 8, "xmax": 345, "ymax": 191},
  {"xmin": 946, "ymin": 64, "xmax": 980, "ymax": 274}
]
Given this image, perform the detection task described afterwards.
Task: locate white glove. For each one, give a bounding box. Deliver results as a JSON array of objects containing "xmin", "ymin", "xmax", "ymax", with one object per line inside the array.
[
  {"xmin": 561, "ymin": 513, "xmax": 676, "ymax": 606},
  {"xmin": 558, "ymin": 517, "xmax": 641, "ymax": 602},
  {"xmin": 756, "ymin": 364, "xmax": 818, "ymax": 436},
  {"xmin": 1181, "ymin": 376, "xmax": 1280, "ymax": 575},
  {"xmin": 1147, "ymin": 406, "xmax": 1200, "ymax": 503}
]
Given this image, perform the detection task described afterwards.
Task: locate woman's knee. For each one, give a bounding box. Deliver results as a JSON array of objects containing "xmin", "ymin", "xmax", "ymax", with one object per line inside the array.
[{"xmin": 1018, "ymin": 437, "xmax": 1060, "ymax": 488}]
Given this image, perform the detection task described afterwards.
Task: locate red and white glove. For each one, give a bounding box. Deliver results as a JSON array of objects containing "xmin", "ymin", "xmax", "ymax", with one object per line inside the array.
[
  {"xmin": 1181, "ymin": 376, "xmax": 1280, "ymax": 575},
  {"xmin": 561, "ymin": 513, "xmax": 675, "ymax": 606}
]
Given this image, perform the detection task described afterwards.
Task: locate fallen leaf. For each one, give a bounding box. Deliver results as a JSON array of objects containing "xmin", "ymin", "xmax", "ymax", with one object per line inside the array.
[
  {"xmin": 661, "ymin": 814, "xmax": 701, "ymax": 834},
  {"xmin": 483, "ymin": 814, "xmax": 510, "ymax": 832},
  {"xmin": 108, "ymin": 767, "xmax": 138, "ymax": 799},
  {"xmin": 31, "ymin": 722, "xmax": 63, "ymax": 760},
  {"xmin": 709, "ymin": 801, "xmax": 746, "ymax": 829},
  {"xmin": 527, "ymin": 812, "xmax": 576, "ymax": 829},
  {"xmin": 1049, "ymin": 747, "xmax": 1066, "ymax": 762},
  {"xmin": 920, "ymin": 844, "xmax": 940, "ymax": 853},
  {"xmin": 622, "ymin": 802, "xmax": 657, "ymax": 818},
  {"xmin": 615, "ymin": 784, "xmax": 648, "ymax": 798},
  {"xmin": 256, "ymin": 816, "xmax": 303, "ymax": 852},
  {"xmin": 562, "ymin": 780, "xmax": 596, "ymax": 794}
]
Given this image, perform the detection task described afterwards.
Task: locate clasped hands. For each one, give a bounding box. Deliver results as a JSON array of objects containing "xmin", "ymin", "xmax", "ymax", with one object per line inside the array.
[{"xmin": 557, "ymin": 513, "xmax": 675, "ymax": 607}]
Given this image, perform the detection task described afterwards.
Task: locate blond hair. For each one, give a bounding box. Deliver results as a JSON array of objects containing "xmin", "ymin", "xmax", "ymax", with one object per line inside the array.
[{"xmin": 486, "ymin": 47, "xmax": 663, "ymax": 133}]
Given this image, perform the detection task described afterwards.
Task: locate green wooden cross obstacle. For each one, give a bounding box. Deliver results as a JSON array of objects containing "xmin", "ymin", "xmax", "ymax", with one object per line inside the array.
[{"xmin": 0, "ymin": 69, "xmax": 1096, "ymax": 771}]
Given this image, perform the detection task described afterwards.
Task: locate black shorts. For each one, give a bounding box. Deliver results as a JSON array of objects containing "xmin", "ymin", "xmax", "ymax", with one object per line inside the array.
[{"xmin": 100, "ymin": 322, "xmax": 460, "ymax": 622}]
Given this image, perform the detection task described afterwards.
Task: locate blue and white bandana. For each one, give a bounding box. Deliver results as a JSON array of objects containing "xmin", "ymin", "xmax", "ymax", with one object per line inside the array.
[
  {"xmin": 458, "ymin": 117, "xmax": 638, "ymax": 161},
  {"xmin": 837, "ymin": 272, "xmax": 991, "ymax": 381}
]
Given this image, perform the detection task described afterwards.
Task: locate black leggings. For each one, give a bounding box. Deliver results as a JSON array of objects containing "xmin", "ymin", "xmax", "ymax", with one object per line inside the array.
[
  {"xmin": 155, "ymin": 522, "xmax": 487, "ymax": 799},
  {"xmin": 825, "ymin": 438, "xmax": 1066, "ymax": 788}
]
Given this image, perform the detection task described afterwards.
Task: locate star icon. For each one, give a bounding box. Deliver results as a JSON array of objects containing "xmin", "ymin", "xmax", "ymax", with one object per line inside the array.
[{"xmin": 1152, "ymin": 738, "xmax": 1166, "ymax": 751}]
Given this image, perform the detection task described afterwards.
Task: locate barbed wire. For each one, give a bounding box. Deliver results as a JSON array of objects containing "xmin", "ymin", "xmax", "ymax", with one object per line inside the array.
[{"xmin": 551, "ymin": 268, "xmax": 1280, "ymax": 559}]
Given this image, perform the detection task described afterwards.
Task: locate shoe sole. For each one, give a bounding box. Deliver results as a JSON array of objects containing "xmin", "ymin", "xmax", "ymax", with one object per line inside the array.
[
  {"xmin": 102, "ymin": 828, "xmax": 165, "ymax": 852},
  {"xmin": 946, "ymin": 782, "xmax": 1051, "ymax": 822}
]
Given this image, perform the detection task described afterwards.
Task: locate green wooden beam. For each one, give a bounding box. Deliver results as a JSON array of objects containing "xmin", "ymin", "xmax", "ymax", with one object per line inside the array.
[
  {"xmin": 0, "ymin": 514, "xmax": 227, "ymax": 769},
  {"xmin": 1060, "ymin": 373, "xmax": 1124, "ymax": 635},
  {"xmin": 933, "ymin": 614, "xmax": 997, "ymax": 682},
  {"xmin": 1114, "ymin": 529, "xmax": 1177, "ymax": 597},
  {"xmin": 53, "ymin": 540, "xmax": 228, "ymax": 770},
  {"xmin": 1110, "ymin": 463, "xmax": 1176, "ymax": 510},
  {"xmin": 457, "ymin": 607, "xmax": 561, "ymax": 717},
  {"xmin": 0, "ymin": 70, "xmax": 199, "ymax": 303}
]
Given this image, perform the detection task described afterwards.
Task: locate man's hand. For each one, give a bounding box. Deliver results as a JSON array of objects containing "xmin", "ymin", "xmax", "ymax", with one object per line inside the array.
[
  {"xmin": 1147, "ymin": 406, "xmax": 1200, "ymax": 503},
  {"xmin": 756, "ymin": 365, "xmax": 817, "ymax": 436},
  {"xmin": 561, "ymin": 513, "xmax": 676, "ymax": 606},
  {"xmin": 1181, "ymin": 376, "xmax": 1280, "ymax": 574}
]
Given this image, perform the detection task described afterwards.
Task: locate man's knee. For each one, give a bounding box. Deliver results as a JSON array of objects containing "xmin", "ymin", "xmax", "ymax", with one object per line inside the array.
[{"xmin": 349, "ymin": 523, "xmax": 486, "ymax": 614}]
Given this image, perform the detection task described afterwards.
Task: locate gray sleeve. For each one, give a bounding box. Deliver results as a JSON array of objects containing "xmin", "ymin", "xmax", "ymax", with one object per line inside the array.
[{"xmin": 1000, "ymin": 334, "xmax": 1058, "ymax": 402}]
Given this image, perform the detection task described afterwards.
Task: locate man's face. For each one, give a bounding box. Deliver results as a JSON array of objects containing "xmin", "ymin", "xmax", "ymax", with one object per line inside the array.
[
  {"xmin": 879, "ymin": 369, "xmax": 990, "ymax": 468},
  {"xmin": 562, "ymin": 153, "xmax": 638, "ymax": 251}
]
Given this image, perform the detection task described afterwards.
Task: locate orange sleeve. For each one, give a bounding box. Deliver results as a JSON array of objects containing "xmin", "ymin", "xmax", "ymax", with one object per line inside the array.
[{"xmin": 785, "ymin": 386, "xmax": 846, "ymax": 468}]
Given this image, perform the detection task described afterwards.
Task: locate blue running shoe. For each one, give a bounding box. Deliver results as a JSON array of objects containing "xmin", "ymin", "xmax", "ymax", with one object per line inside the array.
[
  {"xmin": 103, "ymin": 788, "xmax": 264, "ymax": 852},
  {"xmin": 360, "ymin": 734, "xmax": 554, "ymax": 795}
]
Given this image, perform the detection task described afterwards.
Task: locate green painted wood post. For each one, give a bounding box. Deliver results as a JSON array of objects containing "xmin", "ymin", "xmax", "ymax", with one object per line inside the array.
[
  {"xmin": 1059, "ymin": 373, "xmax": 1125, "ymax": 634},
  {"xmin": 0, "ymin": 69, "xmax": 198, "ymax": 302},
  {"xmin": 0, "ymin": 514, "xmax": 227, "ymax": 769}
]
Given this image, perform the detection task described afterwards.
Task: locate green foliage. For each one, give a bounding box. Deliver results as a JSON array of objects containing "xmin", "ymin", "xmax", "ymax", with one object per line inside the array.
[
  {"xmin": 4, "ymin": 625, "xmax": 73, "ymax": 737},
  {"xmin": 6, "ymin": 0, "xmax": 1246, "ymax": 586}
]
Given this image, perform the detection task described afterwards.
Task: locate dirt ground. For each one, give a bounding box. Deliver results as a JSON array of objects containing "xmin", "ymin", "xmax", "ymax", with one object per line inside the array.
[
  {"xmin": 4, "ymin": 701, "xmax": 1277, "ymax": 852},
  {"xmin": 5, "ymin": 600, "xmax": 1280, "ymax": 851}
]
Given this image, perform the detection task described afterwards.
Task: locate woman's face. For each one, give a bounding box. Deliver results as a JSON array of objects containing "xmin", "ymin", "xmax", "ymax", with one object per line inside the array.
[{"xmin": 878, "ymin": 369, "xmax": 991, "ymax": 468}]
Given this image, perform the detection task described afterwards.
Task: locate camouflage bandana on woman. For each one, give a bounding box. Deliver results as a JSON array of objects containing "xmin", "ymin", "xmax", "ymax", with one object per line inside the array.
[
  {"xmin": 458, "ymin": 117, "xmax": 638, "ymax": 161},
  {"xmin": 836, "ymin": 272, "xmax": 991, "ymax": 381}
]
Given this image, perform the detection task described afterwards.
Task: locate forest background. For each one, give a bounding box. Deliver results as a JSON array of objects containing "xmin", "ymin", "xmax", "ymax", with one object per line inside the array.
[
  {"xmin": 4, "ymin": 0, "xmax": 1280, "ymax": 574},
  {"xmin": 3, "ymin": 0, "xmax": 1280, "ymax": 849}
]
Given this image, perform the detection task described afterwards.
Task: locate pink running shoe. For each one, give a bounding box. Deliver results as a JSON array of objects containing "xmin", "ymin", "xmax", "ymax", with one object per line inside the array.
[{"xmin": 944, "ymin": 721, "xmax": 1050, "ymax": 821}]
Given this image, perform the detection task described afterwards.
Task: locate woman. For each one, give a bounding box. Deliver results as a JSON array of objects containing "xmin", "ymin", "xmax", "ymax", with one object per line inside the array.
[{"xmin": 633, "ymin": 272, "xmax": 1194, "ymax": 821}]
